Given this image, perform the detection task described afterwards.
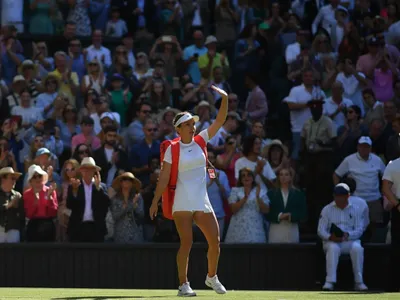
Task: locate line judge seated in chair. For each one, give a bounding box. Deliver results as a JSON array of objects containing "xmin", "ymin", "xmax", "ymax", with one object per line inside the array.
[
  {"xmin": 66, "ymin": 157, "xmax": 110, "ymax": 242},
  {"xmin": 317, "ymin": 183, "xmax": 368, "ymax": 292}
]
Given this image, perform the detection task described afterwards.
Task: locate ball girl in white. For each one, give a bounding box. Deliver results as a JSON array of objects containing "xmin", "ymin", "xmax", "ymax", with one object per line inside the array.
[{"xmin": 149, "ymin": 85, "xmax": 229, "ymax": 297}]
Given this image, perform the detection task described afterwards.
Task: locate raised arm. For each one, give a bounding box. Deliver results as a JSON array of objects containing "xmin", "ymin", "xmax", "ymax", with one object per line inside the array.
[{"xmin": 207, "ymin": 85, "xmax": 228, "ymax": 139}]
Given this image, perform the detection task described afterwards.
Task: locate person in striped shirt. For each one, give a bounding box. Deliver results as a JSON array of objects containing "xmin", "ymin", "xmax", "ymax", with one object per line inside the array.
[{"xmin": 317, "ymin": 183, "xmax": 368, "ymax": 292}]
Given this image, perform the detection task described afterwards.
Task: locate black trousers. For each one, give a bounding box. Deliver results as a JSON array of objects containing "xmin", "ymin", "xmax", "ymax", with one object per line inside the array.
[
  {"xmin": 390, "ymin": 207, "xmax": 400, "ymax": 291},
  {"xmin": 69, "ymin": 222, "xmax": 104, "ymax": 243},
  {"xmin": 26, "ymin": 218, "xmax": 56, "ymax": 242}
]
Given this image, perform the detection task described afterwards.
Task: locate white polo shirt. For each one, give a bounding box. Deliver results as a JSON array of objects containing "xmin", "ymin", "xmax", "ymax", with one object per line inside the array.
[
  {"xmin": 323, "ymin": 97, "xmax": 354, "ymax": 129},
  {"xmin": 383, "ymin": 158, "xmax": 400, "ymax": 199},
  {"xmin": 284, "ymin": 84, "xmax": 326, "ymax": 133},
  {"xmin": 335, "ymin": 153, "xmax": 386, "ymax": 202}
]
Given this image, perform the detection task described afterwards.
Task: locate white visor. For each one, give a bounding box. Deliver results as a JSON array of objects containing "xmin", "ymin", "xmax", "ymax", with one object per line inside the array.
[{"xmin": 173, "ymin": 113, "xmax": 199, "ymax": 128}]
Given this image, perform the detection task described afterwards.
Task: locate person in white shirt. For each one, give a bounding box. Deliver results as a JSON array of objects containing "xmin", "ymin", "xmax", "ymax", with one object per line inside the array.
[
  {"xmin": 285, "ymin": 29, "xmax": 309, "ymax": 65},
  {"xmin": 334, "ymin": 136, "xmax": 386, "ymax": 230},
  {"xmin": 284, "ymin": 68, "xmax": 326, "ymax": 162},
  {"xmin": 323, "ymin": 81, "xmax": 354, "ymax": 129},
  {"xmin": 312, "ymin": 0, "xmax": 345, "ymax": 35},
  {"xmin": 85, "ymin": 30, "xmax": 112, "ymax": 69},
  {"xmin": 318, "ymin": 183, "xmax": 368, "ymax": 291},
  {"xmin": 382, "ymin": 157, "xmax": 400, "ymax": 292},
  {"xmin": 235, "ymin": 135, "xmax": 276, "ymax": 192}
]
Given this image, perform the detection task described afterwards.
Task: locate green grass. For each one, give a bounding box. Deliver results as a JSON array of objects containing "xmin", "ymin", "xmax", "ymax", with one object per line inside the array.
[{"xmin": 0, "ymin": 289, "xmax": 398, "ymax": 300}]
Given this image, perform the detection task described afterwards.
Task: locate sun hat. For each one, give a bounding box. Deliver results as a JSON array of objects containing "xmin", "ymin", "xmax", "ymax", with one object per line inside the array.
[
  {"xmin": 18, "ymin": 60, "xmax": 38, "ymax": 75},
  {"xmin": 79, "ymin": 157, "xmax": 101, "ymax": 171},
  {"xmin": 334, "ymin": 183, "xmax": 350, "ymax": 195},
  {"xmin": 27, "ymin": 164, "xmax": 48, "ymax": 184},
  {"xmin": 111, "ymin": 172, "xmax": 142, "ymax": 191},
  {"xmin": 194, "ymin": 100, "xmax": 216, "ymax": 115},
  {"xmin": 0, "ymin": 167, "xmax": 22, "ymax": 179}
]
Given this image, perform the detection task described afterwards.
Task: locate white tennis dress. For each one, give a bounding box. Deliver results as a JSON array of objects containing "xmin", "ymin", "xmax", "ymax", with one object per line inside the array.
[{"xmin": 163, "ymin": 130, "xmax": 214, "ymax": 213}]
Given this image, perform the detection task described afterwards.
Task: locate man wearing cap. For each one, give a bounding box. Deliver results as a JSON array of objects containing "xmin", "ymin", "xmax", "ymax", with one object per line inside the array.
[
  {"xmin": 71, "ymin": 116, "xmax": 101, "ymax": 152},
  {"xmin": 0, "ymin": 167, "xmax": 24, "ymax": 243},
  {"xmin": 334, "ymin": 136, "xmax": 386, "ymax": 240},
  {"xmin": 301, "ymin": 98, "xmax": 337, "ymax": 227},
  {"xmin": 67, "ymin": 157, "xmax": 110, "ymax": 242},
  {"xmin": 318, "ymin": 183, "xmax": 368, "ymax": 291},
  {"xmin": 382, "ymin": 156, "xmax": 400, "ymax": 291},
  {"xmin": 97, "ymin": 112, "xmax": 123, "ymax": 146},
  {"xmin": 198, "ymin": 35, "xmax": 230, "ymax": 81}
]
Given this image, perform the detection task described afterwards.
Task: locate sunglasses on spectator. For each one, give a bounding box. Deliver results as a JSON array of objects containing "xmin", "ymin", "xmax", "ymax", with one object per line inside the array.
[
  {"xmin": 33, "ymin": 174, "xmax": 43, "ymax": 179},
  {"xmin": 65, "ymin": 168, "xmax": 75, "ymax": 172},
  {"xmin": 147, "ymin": 128, "xmax": 158, "ymax": 132}
]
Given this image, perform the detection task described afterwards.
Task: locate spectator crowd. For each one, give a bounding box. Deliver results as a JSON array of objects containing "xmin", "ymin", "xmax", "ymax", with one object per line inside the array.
[{"xmin": 1, "ymin": 0, "xmax": 400, "ymax": 287}]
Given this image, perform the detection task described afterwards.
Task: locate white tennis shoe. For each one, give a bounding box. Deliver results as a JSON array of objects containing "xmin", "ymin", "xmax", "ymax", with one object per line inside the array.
[
  {"xmin": 205, "ymin": 274, "xmax": 227, "ymax": 294},
  {"xmin": 177, "ymin": 282, "xmax": 197, "ymax": 297}
]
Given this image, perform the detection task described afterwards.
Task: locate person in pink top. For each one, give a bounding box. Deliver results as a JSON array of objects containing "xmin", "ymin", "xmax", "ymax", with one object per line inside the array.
[
  {"xmin": 372, "ymin": 52, "xmax": 399, "ymax": 102},
  {"xmin": 71, "ymin": 116, "xmax": 101, "ymax": 152}
]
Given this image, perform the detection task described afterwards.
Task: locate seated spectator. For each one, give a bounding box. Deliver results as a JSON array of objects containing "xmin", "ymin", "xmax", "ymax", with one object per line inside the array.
[
  {"xmin": 11, "ymin": 89, "xmax": 43, "ymax": 129},
  {"xmin": 18, "ymin": 60, "xmax": 41, "ymax": 101},
  {"xmin": 267, "ymin": 167, "xmax": 307, "ymax": 243},
  {"xmin": 209, "ymin": 111, "xmax": 240, "ymax": 153},
  {"xmin": 147, "ymin": 80, "xmax": 170, "ymax": 113},
  {"xmin": 57, "ymin": 104, "xmax": 81, "ymax": 157},
  {"xmin": 0, "ymin": 167, "xmax": 24, "ymax": 243},
  {"xmin": 71, "ymin": 116, "xmax": 101, "ymax": 152},
  {"xmin": 317, "ymin": 183, "xmax": 368, "ymax": 292},
  {"xmin": 6, "ymin": 75, "xmax": 27, "ymax": 112},
  {"xmin": 0, "ymin": 118, "xmax": 24, "ymax": 172},
  {"xmin": 32, "ymin": 42, "xmax": 55, "ymax": 79},
  {"xmin": 24, "ymin": 165, "xmax": 58, "ymax": 242},
  {"xmin": 110, "ymin": 172, "xmax": 144, "ymax": 243},
  {"xmin": 157, "ymin": 107, "xmax": 180, "ymax": 141},
  {"xmin": 225, "ymin": 167, "xmax": 269, "ymax": 243},
  {"xmin": 97, "ymin": 112, "xmax": 124, "ymax": 147}
]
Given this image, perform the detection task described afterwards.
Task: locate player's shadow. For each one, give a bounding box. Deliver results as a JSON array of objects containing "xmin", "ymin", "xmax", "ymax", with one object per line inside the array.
[{"xmin": 52, "ymin": 297, "xmax": 169, "ymax": 299}]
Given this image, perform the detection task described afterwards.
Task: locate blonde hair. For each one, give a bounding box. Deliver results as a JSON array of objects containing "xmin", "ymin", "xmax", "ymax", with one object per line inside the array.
[
  {"xmin": 61, "ymin": 159, "xmax": 80, "ymax": 181},
  {"xmin": 276, "ymin": 167, "xmax": 295, "ymax": 189}
]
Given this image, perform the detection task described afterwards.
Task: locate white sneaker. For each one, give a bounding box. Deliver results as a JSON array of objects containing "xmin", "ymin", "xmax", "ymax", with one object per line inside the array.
[
  {"xmin": 322, "ymin": 282, "xmax": 334, "ymax": 291},
  {"xmin": 177, "ymin": 282, "xmax": 196, "ymax": 297},
  {"xmin": 205, "ymin": 275, "xmax": 227, "ymax": 294},
  {"xmin": 354, "ymin": 282, "xmax": 368, "ymax": 291}
]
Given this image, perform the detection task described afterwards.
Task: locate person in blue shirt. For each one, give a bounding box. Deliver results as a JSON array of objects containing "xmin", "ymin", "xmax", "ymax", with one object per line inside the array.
[
  {"xmin": 1, "ymin": 37, "xmax": 24, "ymax": 85},
  {"xmin": 182, "ymin": 30, "xmax": 208, "ymax": 85}
]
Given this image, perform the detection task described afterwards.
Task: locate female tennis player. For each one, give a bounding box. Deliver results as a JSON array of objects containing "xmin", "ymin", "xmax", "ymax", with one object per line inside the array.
[{"xmin": 149, "ymin": 85, "xmax": 228, "ymax": 297}]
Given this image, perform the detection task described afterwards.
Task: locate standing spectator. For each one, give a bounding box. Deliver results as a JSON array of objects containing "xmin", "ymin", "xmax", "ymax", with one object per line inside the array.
[
  {"xmin": 49, "ymin": 51, "xmax": 80, "ymax": 106},
  {"xmin": 267, "ymin": 167, "xmax": 307, "ymax": 243},
  {"xmin": 235, "ymin": 135, "xmax": 276, "ymax": 191},
  {"xmin": 67, "ymin": 0, "xmax": 92, "ymax": 37},
  {"xmin": 105, "ymin": 7, "xmax": 128, "ymax": 38},
  {"xmin": 382, "ymin": 156, "xmax": 400, "ymax": 292},
  {"xmin": 66, "ymin": 157, "xmax": 110, "ymax": 242},
  {"xmin": 284, "ymin": 69, "xmax": 326, "ymax": 162},
  {"xmin": 243, "ymin": 73, "xmax": 268, "ymax": 124},
  {"xmin": 29, "ymin": 0, "xmax": 55, "ymax": 35},
  {"xmin": 36, "ymin": 74, "xmax": 59, "ymax": 119},
  {"xmin": 224, "ymin": 168, "xmax": 269, "ymax": 243},
  {"xmin": 71, "ymin": 116, "xmax": 101, "ymax": 152},
  {"xmin": 24, "ymin": 165, "xmax": 58, "ymax": 242},
  {"xmin": 198, "ymin": 36, "xmax": 230, "ymax": 81},
  {"xmin": 0, "ymin": 167, "xmax": 24, "ymax": 243},
  {"xmin": 92, "ymin": 125, "xmax": 129, "ymax": 188},
  {"xmin": 110, "ymin": 172, "xmax": 144, "ymax": 243},
  {"xmin": 215, "ymin": 136, "xmax": 241, "ymax": 188},
  {"xmin": 334, "ymin": 136, "xmax": 386, "ymax": 240},
  {"xmin": 183, "ymin": 30, "xmax": 207, "ymax": 85},
  {"xmin": 130, "ymin": 119, "xmax": 160, "ymax": 187},
  {"xmin": 214, "ymin": 0, "xmax": 238, "ymax": 44},
  {"xmin": 81, "ymin": 59, "xmax": 106, "ymax": 96},
  {"xmin": 124, "ymin": 102, "xmax": 152, "ymax": 148},
  {"xmin": 317, "ymin": 183, "xmax": 368, "ymax": 291},
  {"xmin": 1, "ymin": 37, "xmax": 24, "ymax": 85},
  {"xmin": 85, "ymin": 30, "xmax": 112, "ymax": 69},
  {"xmin": 109, "ymin": 74, "xmax": 132, "ymax": 127},
  {"xmin": 312, "ymin": 0, "xmax": 345, "ymax": 35},
  {"xmin": 160, "ymin": 0, "xmax": 183, "ymax": 39}
]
